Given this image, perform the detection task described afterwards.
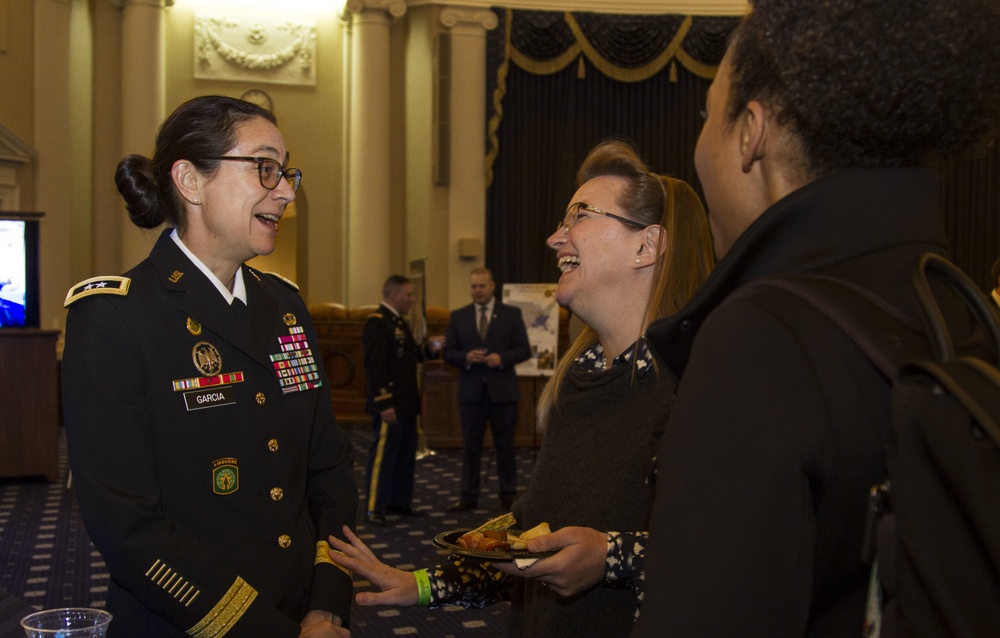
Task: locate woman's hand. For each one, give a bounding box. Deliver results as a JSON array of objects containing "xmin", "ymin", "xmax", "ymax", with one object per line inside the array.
[
  {"xmin": 328, "ymin": 525, "xmax": 420, "ymax": 606},
  {"xmin": 299, "ymin": 610, "xmax": 350, "ymax": 637},
  {"xmin": 492, "ymin": 526, "xmax": 607, "ymax": 597}
]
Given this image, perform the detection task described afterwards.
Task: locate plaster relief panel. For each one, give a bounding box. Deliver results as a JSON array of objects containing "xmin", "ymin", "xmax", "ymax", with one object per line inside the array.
[{"xmin": 194, "ymin": 12, "xmax": 317, "ymax": 86}]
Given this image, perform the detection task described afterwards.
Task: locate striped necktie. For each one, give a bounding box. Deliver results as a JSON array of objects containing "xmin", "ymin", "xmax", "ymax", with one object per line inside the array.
[{"xmin": 478, "ymin": 305, "xmax": 489, "ymax": 340}]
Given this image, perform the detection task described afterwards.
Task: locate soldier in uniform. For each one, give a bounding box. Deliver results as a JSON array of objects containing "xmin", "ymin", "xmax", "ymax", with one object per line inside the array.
[
  {"xmin": 361, "ymin": 275, "xmax": 438, "ymax": 527},
  {"xmin": 62, "ymin": 96, "xmax": 357, "ymax": 638}
]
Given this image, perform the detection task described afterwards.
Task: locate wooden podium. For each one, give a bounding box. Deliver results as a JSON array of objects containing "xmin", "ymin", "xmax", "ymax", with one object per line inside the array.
[
  {"xmin": 0, "ymin": 329, "xmax": 60, "ymax": 481},
  {"xmin": 420, "ymin": 361, "xmax": 546, "ymax": 448}
]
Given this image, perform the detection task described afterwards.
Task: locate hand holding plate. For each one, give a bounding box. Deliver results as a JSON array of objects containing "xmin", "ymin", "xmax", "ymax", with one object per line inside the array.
[{"xmin": 492, "ymin": 526, "xmax": 607, "ymax": 597}]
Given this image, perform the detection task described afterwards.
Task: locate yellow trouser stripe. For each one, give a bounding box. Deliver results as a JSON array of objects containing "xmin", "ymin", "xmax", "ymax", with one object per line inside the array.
[{"xmin": 367, "ymin": 420, "xmax": 390, "ymax": 512}]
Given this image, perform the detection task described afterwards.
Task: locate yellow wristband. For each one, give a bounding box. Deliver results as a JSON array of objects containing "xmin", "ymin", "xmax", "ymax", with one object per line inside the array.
[{"xmin": 413, "ymin": 569, "xmax": 431, "ymax": 607}]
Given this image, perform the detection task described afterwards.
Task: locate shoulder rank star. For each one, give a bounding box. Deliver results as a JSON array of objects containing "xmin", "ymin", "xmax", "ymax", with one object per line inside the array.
[{"xmin": 64, "ymin": 276, "xmax": 131, "ymax": 307}]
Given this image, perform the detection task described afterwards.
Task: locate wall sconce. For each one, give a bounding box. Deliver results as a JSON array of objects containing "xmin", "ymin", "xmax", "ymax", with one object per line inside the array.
[{"xmin": 457, "ymin": 238, "xmax": 481, "ymax": 260}]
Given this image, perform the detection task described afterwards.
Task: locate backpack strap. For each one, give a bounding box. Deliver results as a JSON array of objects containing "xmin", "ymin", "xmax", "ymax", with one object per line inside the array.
[
  {"xmin": 905, "ymin": 357, "xmax": 1000, "ymax": 447},
  {"xmin": 741, "ymin": 274, "xmax": 931, "ymax": 379},
  {"xmin": 741, "ymin": 253, "xmax": 1000, "ymax": 376},
  {"xmin": 910, "ymin": 253, "xmax": 1000, "ymax": 364}
]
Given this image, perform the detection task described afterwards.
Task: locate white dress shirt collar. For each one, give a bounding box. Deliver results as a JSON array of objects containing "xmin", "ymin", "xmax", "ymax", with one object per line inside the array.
[{"xmin": 170, "ymin": 228, "xmax": 247, "ymax": 305}]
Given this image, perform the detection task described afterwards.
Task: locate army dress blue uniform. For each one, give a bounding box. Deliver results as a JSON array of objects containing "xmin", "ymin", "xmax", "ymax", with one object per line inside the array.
[
  {"xmin": 61, "ymin": 229, "xmax": 358, "ymax": 637},
  {"xmin": 361, "ymin": 304, "xmax": 429, "ymax": 515}
]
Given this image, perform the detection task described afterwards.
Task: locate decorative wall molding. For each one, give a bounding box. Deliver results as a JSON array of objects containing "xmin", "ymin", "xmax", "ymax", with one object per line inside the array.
[
  {"xmin": 440, "ymin": 7, "xmax": 499, "ymax": 31},
  {"xmin": 345, "ymin": 0, "xmax": 408, "ymax": 19},
  {"xmin": 0, "ymin": 124, "xmax": 34, "ymax": 165},
  {"xmin": 409, "ymin": 0, "xmax": 748, "ymax": 16},
  {"xmin": 193, "ymin": 12, "xmax": 317, "ymax": 86},
  {"xmin": 111, "ymin": 0, "xmax": 175, "ymax": 8},
  {"xmin": 0, "ymin": 125, "xmax": 32, "ymax": 212}
]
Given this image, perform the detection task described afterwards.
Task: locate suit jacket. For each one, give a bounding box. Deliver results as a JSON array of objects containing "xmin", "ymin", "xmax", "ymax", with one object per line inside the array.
[
  {"xmin": 362, "ymin": 303, "xmax": 427, "ymax": 417},
  {"xmin": 62, "ymin": 229, "xmax": 358, "ymax": 637},
  {"xmin": 443, "ymin": 300, "xmax": 531, "ymax": 403}
]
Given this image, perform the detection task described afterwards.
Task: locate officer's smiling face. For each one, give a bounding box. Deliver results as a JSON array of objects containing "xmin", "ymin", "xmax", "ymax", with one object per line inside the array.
[{"xmin": 187, "ymin": 116, "xmax": 296, "ymax": 275}]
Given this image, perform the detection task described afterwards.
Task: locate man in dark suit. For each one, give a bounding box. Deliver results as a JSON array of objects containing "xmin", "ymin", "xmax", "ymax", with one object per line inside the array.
[
  {"xmin": 362, "ymin": 275, "xmax": 437, "ymax": 527},
  {"xmin": 443, "ymin": 268, "xmax": 531, "ymax": 511}
]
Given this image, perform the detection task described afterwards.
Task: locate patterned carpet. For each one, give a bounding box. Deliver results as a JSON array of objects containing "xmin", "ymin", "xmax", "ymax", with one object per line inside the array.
[{"xmin": 0, "ymin": 423, "xmax": 538, "ymax": 637}]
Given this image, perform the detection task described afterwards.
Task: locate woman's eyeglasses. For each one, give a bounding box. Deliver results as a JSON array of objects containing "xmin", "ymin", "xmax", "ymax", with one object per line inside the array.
[
  {"xmin": 557, "ymin": 202, "xmax": 647, "ymax": 232},
  {"xmin": 201, "ymin": 156, "xmax": 302, "ymax": 192}
]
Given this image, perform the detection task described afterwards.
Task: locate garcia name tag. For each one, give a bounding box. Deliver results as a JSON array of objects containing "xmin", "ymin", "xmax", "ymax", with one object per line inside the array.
[{"xmin": 183, "ymin": 385, "xmax": 237, "ymax": 411}]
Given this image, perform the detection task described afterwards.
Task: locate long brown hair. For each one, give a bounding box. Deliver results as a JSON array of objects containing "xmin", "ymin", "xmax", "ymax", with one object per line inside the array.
[{"xmin": 536, "ymin": 140, "xmax": 714, "ymax": 429}]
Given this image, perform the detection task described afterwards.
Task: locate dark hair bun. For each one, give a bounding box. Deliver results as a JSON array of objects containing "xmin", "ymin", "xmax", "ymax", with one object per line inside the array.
[{"xmin": 115, "ymin": 154, "xmax": 167, "ymax": 229}]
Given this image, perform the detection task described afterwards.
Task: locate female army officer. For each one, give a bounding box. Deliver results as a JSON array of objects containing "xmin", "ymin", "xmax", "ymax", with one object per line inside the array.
[{"xmin": 62, "ymin": 96, "xmax": 357, "ymax": 638}]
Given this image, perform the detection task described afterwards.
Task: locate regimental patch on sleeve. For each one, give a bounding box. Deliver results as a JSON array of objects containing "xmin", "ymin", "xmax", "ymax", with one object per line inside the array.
[{"xmin": 64, "ymin": 276, "xmax": 131, "ymax": 307}]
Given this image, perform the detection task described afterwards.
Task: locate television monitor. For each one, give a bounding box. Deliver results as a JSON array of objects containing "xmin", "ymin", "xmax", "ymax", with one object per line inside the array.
[{"xmin": 0, "ymin": 213, "xmax": 41, "ymax": 329}]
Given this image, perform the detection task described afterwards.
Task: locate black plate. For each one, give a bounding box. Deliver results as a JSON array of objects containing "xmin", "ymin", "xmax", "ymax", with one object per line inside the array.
[{"xmin": 432, "ymin": 529, "xmax": 556, "ymax": 561}]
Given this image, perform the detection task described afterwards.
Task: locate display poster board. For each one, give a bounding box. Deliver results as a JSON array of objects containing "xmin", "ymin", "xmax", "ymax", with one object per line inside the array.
[
  {"xmin": 503, "ymin": 283, "xmax": 559, "ymax": 377},
  {"xmin": 408, "ymin": 259, "xmax": 427, "ymax": 342}
]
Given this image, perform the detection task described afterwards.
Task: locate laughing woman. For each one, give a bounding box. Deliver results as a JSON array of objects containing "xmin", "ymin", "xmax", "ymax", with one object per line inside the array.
[
  {"xmin": 62, "ymin": 96, "xmax": 357, "ymax": 638},
  {"xmin": 327, "ymin": 139, "xmax": 714, "ymax": 636}
]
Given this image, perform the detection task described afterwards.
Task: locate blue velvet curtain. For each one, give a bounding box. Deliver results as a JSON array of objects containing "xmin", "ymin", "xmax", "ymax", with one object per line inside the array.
[
  {"xmin": 484, "ymin": 9, "xmax": 738, "ymax": 286},
  {"xmin": 484, "ymin": 8, "xmax": 1000, "ymax": 290}
]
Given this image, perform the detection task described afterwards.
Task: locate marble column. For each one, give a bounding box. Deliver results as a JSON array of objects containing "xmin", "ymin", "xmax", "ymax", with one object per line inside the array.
[
  {"xmin": 440, "ymin": 7, "xmax": 498, "ymax": 307},
  {"xmin": 119, "ymin": 0, "xmax": 167, "ymax": 271},
  {"xmin": 344, "ymin": 0, "xmax": 406, "ymax": 306},
  {"xmin": 33, "ymin": 0, "xmax": 72, "ymax": 330}
]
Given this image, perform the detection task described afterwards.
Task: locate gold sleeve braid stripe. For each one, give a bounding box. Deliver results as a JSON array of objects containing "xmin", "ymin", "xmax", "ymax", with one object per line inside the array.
[
  {"xmin": 187, "ymin": 577, "xmax": 258, "ymax": 638},
  {"xmin": 315, "ymin": 540, "xmax": 352, "ymax": 578},
  {"xmin": 146, "ymin": 559, "xmax": 201, "ymax": 607}
]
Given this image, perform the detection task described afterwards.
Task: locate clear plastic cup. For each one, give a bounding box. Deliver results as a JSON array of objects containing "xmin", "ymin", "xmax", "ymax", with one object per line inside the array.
[{"xmin": 20, "ymin": 608, "xmax": 112, "ymax": 637}]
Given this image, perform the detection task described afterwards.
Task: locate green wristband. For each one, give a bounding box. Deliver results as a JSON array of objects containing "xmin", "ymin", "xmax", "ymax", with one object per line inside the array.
[{"xmin": 413, "ymin": 568, "xmax": 431, "ymax": 607}]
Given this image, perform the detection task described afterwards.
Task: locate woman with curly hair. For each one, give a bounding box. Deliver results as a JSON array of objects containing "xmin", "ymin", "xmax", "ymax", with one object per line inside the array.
[{"xmin": 637, "ymin": 0, "xmax": 1000, "ymax": 636}]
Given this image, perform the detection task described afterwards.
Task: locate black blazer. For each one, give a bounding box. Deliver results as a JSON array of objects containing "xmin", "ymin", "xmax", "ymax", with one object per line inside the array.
[
  {"xmin": 443, "ymin": 301, "xmax": 531, "ymax": 403},
  {"xmin": 62, "ymin": 229, "xmax": 358, "ymax": 637},
  {"xmin": 361, "ymin": 304, "xmax": 429, "ymax": 417}
]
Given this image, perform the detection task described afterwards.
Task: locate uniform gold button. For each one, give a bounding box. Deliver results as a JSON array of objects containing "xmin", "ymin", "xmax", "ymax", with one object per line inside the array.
[
  {"xmin": 255, "ymin": 392, "xmax": 266, "ymax": 405},
  {"xmin": 267, "ymin": 439, "xmax": 279, "ymax": 453},
  {"xmin": 270, "ymin": 487, "xmax": 284, "ymax": 501},
  {"xmin": 278, "ymin": 534, "xmax": 291, "ymax": 548}
]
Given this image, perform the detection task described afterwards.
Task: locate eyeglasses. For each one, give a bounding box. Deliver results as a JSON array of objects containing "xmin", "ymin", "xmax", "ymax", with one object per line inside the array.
[
  {"xmin": 201, "ymin": 156, "xmax": 302, "ymax": 192},
  {"xmin": 557, "ymin": 202, "xmax": 647, "ymax": 232}
]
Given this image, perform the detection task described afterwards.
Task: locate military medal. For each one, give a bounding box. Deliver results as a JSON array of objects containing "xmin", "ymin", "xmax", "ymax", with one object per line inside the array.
[
  {"xmin": 175, "ymin": 343, "xmax": 242, "ymax": 410},
  {"xmin": 186, "ymin": 317, "xmax": 202, "ymax": 335},
  {"xmin": 191, "ymin": 341, "xmax": 222, "ymax": 376},
  {"xmin": 172, "ymin": 372, "xmax": 244, "ymax": 392},
  {"xmin": 270, "ymin": 323, "xmax": 323, "ymax": 395},
  {"xmin": 283, "ymin": 313, "xmax": 297, "ymax": 326}
]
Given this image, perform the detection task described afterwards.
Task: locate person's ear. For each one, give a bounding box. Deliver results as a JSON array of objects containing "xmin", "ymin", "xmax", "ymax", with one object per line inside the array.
[
  {"xmin": 171, "ymin": 160, "xmax": 204, "ymax": 206},
  {"xmin": 739, "ymin": 100, "xmax": 769, "ymax": 173},
  {"xmin": 633, "ymin": 225, "xmax": 666, "ymax": 270}
]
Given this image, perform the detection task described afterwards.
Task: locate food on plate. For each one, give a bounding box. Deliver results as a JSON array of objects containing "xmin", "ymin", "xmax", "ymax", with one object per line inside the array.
[
  {"xmin": 455, "ymin": 515, "xmax": 551, "ymax": 553},
  {"xmin": 508, "ymin": 522, "xmax": 551, "ymax": 550}
]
